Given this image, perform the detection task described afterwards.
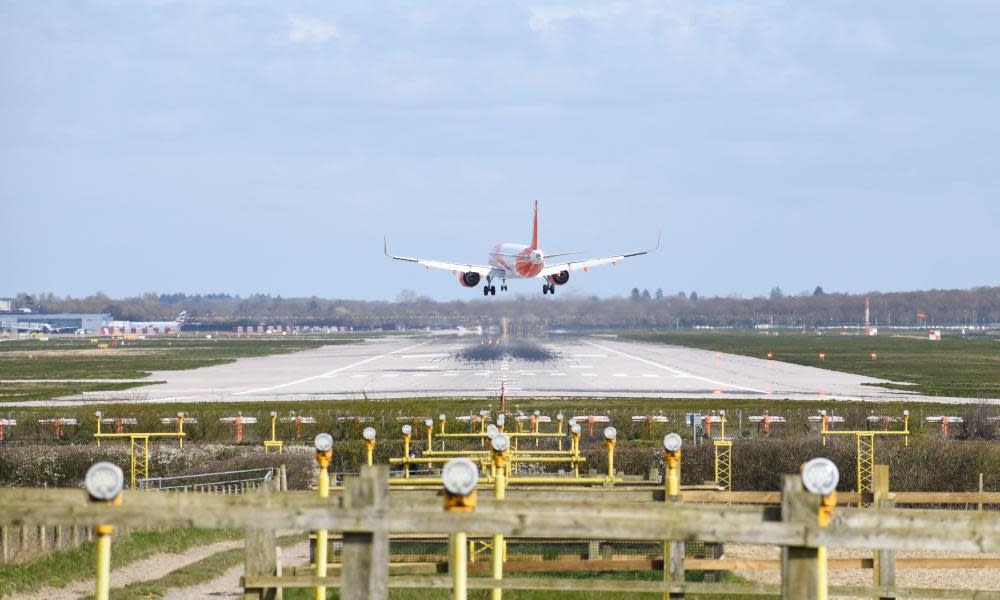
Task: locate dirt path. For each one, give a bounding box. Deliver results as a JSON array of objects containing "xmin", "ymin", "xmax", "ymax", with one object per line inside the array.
[
  {"xmin": 726, "ymin": 544, "xmax": 1000, "ymax": 597},
  {"xmin": 19, "ymin": 539, "xmax": 243, "ymax": 600},
  {"xmin": 160, "ymin": 541, "xmax": 310, "ymax": 599}
]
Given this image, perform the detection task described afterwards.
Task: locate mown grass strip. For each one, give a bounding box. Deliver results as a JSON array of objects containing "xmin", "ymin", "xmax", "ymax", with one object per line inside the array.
[
  {"xmin": 0, "ymin": 527, "xmax": 241, "ymax": 598},
  {"xmin": 625, "ymin": 330, "xmax": 1000, "ymax": 398}
]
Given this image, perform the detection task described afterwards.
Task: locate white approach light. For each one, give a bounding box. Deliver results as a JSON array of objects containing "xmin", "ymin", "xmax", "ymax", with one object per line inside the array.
[
  {"xmin": 556, "ymin": 412, "xmax": 564, "ymax": 422},
  {"xmin": 439, "ymin": 414, "xmax": 447, "ymax": 422},
  {"xmin": 442, "ymin": 458, "xmax": 479, "ymax": 496},
  {"xmin": 496, "ymin": 414, "xmax": 505, "ymax": 426},
  {"xmin": 533, "ymin": 410, "xmax": 541, "ymax": 417},
  {"xmin": 425, "ymin": 419, "xmax": 434, "ymax": 428},
  {"xmin": 603, "ymin": 426, "xmax": 617, "ymax": 441},
  {"xmin": 270, "ymin": 411, "xmax": 277, "ymax": 417},
  {"xmin": 801, "ymin": 458, "xmax": 840, "ymax": 496},
  {"xmin": 85, "ymin": 462, "xmax": 124, "ymax": 501},
  {"xmin": 314, "ymin": 433, "xmax": 334, "ymax": 453},
  {"xmin": 95, "ymin": 410, "xmax": 102, "ymax": 417},
  {"xmin": 570, "ymin": 423, "xmax": 581, "ymax": 435},
  {"xmin": 663, "ymin": 433, "xmax": 683, "ymax": 452},
  {"xmin": 362, "ymin": 427, "xmax": 377, "ymax": 441},
  {"xmin": 491, "ymin": 433, "xmax": 510, "ymax": 453},
  {"xmin": 402, "ymin": 424, "xmax": 413, "ymax": 436}
]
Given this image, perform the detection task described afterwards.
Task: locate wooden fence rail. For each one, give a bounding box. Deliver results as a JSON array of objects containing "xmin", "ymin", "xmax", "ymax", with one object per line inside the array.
[{"xmin": 2, "ymin": 468, "xmax": 999, "ymax": 599}]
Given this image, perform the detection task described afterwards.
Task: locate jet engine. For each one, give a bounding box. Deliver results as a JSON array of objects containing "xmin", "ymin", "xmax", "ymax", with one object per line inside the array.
[
  {"xmin": 550, "ymin": 270, "xmax": 570, "ymax": 286},
  {"xmin": 459, "ymin": 272, "xmax": 481, "ymax": 287}
]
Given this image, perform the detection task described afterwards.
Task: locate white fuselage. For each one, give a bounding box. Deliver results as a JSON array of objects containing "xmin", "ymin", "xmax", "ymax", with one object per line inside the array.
[{"xmin": 488, "ymin": 242, "xmax": 545, "ymax": 279}]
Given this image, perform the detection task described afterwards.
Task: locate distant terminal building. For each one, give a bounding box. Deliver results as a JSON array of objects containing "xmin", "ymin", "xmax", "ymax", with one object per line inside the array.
[
  {"xmin": 0, "ymin": 299, "xmax": 11, "ymax": 313},
  {"xmin": 0, "ymin": 313, "xmax": 112, "ymax": 333}
]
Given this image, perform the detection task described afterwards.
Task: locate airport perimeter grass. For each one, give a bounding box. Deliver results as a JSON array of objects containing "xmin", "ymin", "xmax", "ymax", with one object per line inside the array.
[
  {"xmin": 624, "ymin": 330, "xmax": 1000, "ymax": 399},
  {"xmin": 0, "ymin": 527, "xmax": 241, "ymax": 598},
  {"xmin": 0, "ymin": 335, "xmax": 358, "ymax": 402}
]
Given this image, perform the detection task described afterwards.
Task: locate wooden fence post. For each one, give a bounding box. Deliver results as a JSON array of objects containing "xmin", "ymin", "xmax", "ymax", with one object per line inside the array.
[
  {"xmin": 872, "ymin": 465, "xmax": 896, "ymax": 600},
  {"xmin": 1, "ymin": 526, "xmax": 8, "ymax": 564},
  {"xmin": 342, "ymin": 465, "xmax": 389, "ymax": 600},
  {"xmin": 666, "ymin": 495, "xmax": 685, "ymax": 599},
  {"xmin": 780, "ymin": 475, "xmax": 819, "ymax": 600},
  {"xmin": 243, "ymin": 483, "xmax": 277, "ymax": 600}
]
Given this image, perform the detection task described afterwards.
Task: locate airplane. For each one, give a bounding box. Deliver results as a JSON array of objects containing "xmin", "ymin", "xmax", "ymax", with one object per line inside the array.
[
  {"xmin": 385, "ymin": 201, "xmax": 658, "ymax": 296},
  {"xmin": 100, "ymin": 311, "xmax": 189, "ymax": 335}
]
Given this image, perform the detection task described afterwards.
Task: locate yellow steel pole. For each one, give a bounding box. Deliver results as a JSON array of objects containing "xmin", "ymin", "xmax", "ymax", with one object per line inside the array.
[
  {"xmin": 95, "ymin": 412, "xmax": 102, "ymax": 447},
  {"xmin": 403, "ymin": 432, "xmax": 411, "ymax": 479},
  {"xmin": 365, "ymin": 440, "xmax": 374, "ymax": 467},
  {"xmin": 452, "ymin": 531, "xmax": 467, "ymax": 600},
  {"xmin": 604, "ymin": 438, "xmax": 616, "ymax": 480},
  {"xmin": 817, "ymin": 492, "xmax": 835, "ymax": 600},
  {"xmin": 491, "ymin": 443, "xmax": 508, "ymax": 600},
  {"xmin": 314, "ymin": 441, "xmax": 332, "ymax": 600},
  {"xmin": 177, "ymin": 413, "xmax": 185, "ymax": 448},
  {"xmin": 663, "ymin": 436, "xmax": 682, "ymax": 600},
  {"xmin": 94, "ymin": 524, "xmax": 113, "ymax": 600}
]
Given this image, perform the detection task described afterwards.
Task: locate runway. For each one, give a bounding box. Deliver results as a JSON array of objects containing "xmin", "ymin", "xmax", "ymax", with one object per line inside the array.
[{"xmin": 39, "ymin": 334, "xmax": 972, "ymax": 405}]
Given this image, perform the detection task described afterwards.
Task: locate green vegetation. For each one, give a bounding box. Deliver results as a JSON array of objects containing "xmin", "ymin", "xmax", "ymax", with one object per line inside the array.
[
  {"xmin": 0, "ymin": 335, "xmax": 356, "ymax": 402},
  {"xmin": 91, "ymin": 533, "xmax": 304, "ymax": 600},
  {"xmin": 626, "ymin": 330, "xmax": 1000, "ymax": 398},
  {"xmin": 0, "ymin": 527, "xmax": 241, "ymax": 598}
]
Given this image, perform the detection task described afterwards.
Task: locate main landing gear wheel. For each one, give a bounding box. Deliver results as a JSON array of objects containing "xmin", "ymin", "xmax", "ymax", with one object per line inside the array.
[
  {"xmin": 548, "ymin": 284, "xmax": 555, "ymax": 294},
  {"xmin": 483, "ymin": 285, "xmax": 490, "ymax": 296},
  {"xmin": 490, "ymin": 286, "xmax": 496, "ymax": 295}
]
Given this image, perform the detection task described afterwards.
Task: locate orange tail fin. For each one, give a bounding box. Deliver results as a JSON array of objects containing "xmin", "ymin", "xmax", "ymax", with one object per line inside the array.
[{"xmin": 531, "ymin": 200, "xmax": 539, "ymax": 249}]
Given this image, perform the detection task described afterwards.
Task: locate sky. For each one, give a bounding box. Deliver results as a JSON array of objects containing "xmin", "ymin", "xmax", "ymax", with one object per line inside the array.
[{"xmin": 2, "ymin": 1, "xmax": 998, "ymax": 301}]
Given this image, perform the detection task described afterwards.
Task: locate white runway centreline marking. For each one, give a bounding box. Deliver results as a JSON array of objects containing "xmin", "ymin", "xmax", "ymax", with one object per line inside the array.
[
  {"xmin": 581, "ymin": 373, "xmax": 598, "ymax": 378},
  {"xmin": 583, "ymin": 340, "xmax": 766, "ymax": 394},
  {"xmin": 233, "ymin": 341, "xmax": 430, "ymax": 395},
  {"xmin": 612, "ymin": 373, "xmax": 628, "ymax": 377}
]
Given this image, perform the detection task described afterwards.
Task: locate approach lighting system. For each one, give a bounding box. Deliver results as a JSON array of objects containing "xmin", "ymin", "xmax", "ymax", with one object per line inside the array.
[
  {"xmin": 439, "ymin": 414, "xmax": 447, "ymax": 422},
  {"xmin": 663, "ymin": 433, "xmax": 683, "ymax": 452},
  {"xmin": 362, "ymin": 427, "xmax": 377, "ymax": 441},
  {"xmin": 556, "ymin": 412, "xmax": 564, "ymax": 422},
  {"xmin": 425, "ymin": 418, "xmax": 433, "ymax": 428},
  {"xmin": 801, "ymin": 458, "xmax": 840, "ymax": 496},
  {"xmin": 85, "ymin": 462, "xmax": 124, "ymax": 502},
  {"xmin": 570, "ymin": 422, "xmax": 581, "ymax": 435},
  {"xmin": 491, "ymin": 433, "xmax": 510, "ymax": 453},
  {"xmin": 95, "ymin": 410, "xmax": 102, "ymax": 417},
  {"xmin": 496, "ymin": 414, "xmax": 505, "ymax": 427},
  {"xmin": 270, "ymin": 410, "xmax": 277, "ymax": 417},
  {"xmin": 402, "ymin": 424, "xmax": 412, "ymax": 436},
  {"xmin": 314, "ymin": 433, "xmax": 334, "ymax": 453},
  {"xmin": 485, "ymin": 424, "xmax": 498, "ymax": 438},
  {"xmin": 603, "ymin": 426, "xmax": 617, "ymax": 441},
  {"xmin": 533, "ymin": 410, "xmax": 541, "ymax": 417},
  {"xmin": 443, "ymin": 458, "xmax": 479, "ymax": 497}
]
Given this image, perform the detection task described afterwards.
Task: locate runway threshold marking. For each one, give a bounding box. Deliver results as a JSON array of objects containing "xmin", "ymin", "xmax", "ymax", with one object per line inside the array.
[
  {"xmin": 583, "ymin": 340, "xmax": 766, "ymax": 394},
  {"xmin": 233, "ymin": 341, "xmax": 430, "ymax": 395}
]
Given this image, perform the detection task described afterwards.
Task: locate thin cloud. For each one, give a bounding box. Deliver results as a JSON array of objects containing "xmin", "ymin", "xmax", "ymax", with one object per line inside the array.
[{"xmin": 288, "ymin": 16, "xmax": 342, "ymax": 44}]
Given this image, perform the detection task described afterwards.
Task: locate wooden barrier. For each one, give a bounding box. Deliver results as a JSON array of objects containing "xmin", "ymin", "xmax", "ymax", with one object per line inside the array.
[{"xmin": 2, "ymin": 471, "xmax": 1000, "ymax": 599}]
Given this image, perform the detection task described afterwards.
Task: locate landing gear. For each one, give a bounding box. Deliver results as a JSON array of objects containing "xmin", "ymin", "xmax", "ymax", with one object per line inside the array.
[
  {"xmin": 490, "ymin": 286, "xmax": 496, "ymax": 295},
  {"xmin": 500, "ymin": 280, "xmax": 508, "ymax": 291},
  {"xmin": 484, "ymin": 284, "xmax": 496, "ymax": 296},
  {"xmin": 542, "ymin": 283, "xmax": 555, "ymax": 295}
]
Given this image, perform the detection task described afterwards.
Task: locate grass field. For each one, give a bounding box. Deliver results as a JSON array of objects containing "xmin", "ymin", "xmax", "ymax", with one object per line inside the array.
[
  {"xmin": 0, "ymin": 335, "xmax": 358, "ymax": 402},
  {"xmin": 625, "ymin": 330, "xmax": 1000, "ymax": 399},
  {"xmin": 0, "ymin": 527, "xmax": 242, "ymax": 598}
]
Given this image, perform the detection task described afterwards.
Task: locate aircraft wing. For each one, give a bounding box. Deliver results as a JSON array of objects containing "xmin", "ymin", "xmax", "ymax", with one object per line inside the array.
[
  {"xmin": 384, "ymin": 238, "xmax": 493, "ymax": 275},
  {"xmin": 538, "ymin": 234, "xmax": 660, "ymax": 277}
]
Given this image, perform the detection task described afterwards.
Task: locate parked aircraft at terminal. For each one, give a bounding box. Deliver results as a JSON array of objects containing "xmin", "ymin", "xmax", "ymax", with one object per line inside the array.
[{"xmin": 385, "ymin": 201, "xmax": 658, "ymax": 295}]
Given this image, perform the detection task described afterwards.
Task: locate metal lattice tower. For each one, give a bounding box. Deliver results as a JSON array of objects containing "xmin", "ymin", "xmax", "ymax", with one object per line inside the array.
[
  {"xmin": 130, "ymin": 434, "xmax": 151, "ymax": 489},
  {"xmin": 714, "ymin": 440, "xmax": 732, "ymax": 492},
  {"xmin": 856, "ymin": 432, "xmax": 875, "ymax": 506}
]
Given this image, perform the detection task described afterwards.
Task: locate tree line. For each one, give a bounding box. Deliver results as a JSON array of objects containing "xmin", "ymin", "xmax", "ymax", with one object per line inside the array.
[{"xmin": 10, "ymin": 285, "xmax": 1000, "ymax": 330}]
